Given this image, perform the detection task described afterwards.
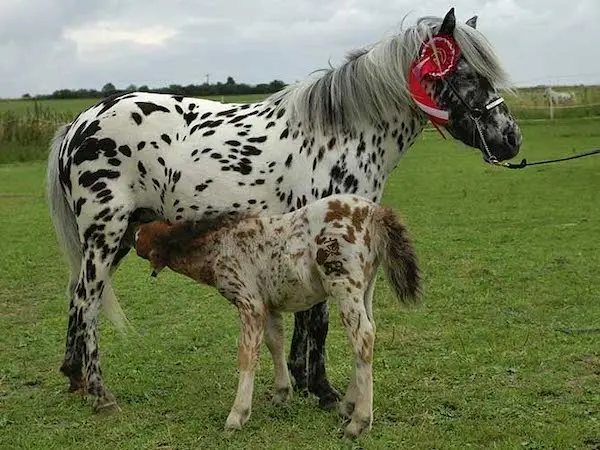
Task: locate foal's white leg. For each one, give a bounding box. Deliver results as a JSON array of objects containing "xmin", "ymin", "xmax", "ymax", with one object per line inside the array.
[
  {"xmin": 265, "ymin": 311, "xmax": 293, "ymax": 405},
  {"xmin": 328, "ymin": 281, "xmax": 374, "ymax": 438},
  {"xmin": 341, "ymin": 277, "xmax": 377, "ymax": 420},
  {"xmin": 225, "ymin": 304, "xmax": 267, "ymax": 431}
]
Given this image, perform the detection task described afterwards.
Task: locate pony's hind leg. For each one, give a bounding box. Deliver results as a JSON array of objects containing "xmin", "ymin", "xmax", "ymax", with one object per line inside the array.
[
  {"xmin": 61, "ymin": 235, "xmax": 131, "ymax": 395},
  {"xmin": 60, "ymin": 276, "xmax": 86, "ymax": 393},
  {"xmin": 265, "ymin": 311, "xmax": 292, "ymax": 405},
  {"xmin": 67, "ymin": 203, "xmax": 131, "ymax": 412},
  {"xmin": 289, "ymin": 311, "xmax": 309, "ymax": 391},
  {"xmin": 225, "ymin": 302, "xmax": 267, "ymax": 431},
  {"xmin": 306, "ymin": 302, "xmax": 341, "ymax": 409},
  {"xmin": 289, "ymin": 303, "xmax": 341, "ymax": 409}
]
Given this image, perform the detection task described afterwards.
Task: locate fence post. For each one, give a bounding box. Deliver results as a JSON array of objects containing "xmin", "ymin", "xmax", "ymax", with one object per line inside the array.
[{"xmin": 549, "ymin": 95, "xmax": 554, "ymax": 120}]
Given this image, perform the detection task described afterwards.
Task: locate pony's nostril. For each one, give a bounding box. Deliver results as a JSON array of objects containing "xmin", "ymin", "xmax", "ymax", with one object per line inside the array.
[{"xmin": 506, "ymin": 131, "xmax": 518, "ymax": 148}]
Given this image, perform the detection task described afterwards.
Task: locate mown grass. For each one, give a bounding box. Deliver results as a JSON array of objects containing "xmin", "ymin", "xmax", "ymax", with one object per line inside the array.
[{"xmin": 1, "ymin": 118, "xmax": 600, "ymax": 449}]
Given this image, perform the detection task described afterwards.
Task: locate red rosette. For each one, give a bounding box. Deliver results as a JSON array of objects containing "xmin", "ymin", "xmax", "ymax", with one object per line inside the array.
[{"xmin": 418, "ymin": 34, "xmax": 460, "ymax": 80}]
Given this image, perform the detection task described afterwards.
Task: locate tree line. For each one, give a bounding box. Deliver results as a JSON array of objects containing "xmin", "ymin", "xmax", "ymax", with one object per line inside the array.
[{"xmin": 23, "ymin": 77, "xmax": 287, "ymax": 100}]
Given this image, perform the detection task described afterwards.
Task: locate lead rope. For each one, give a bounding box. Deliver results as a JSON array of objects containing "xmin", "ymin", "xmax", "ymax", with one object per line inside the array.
[{"xmin": 472, "ymin": 110, "xmax": 600, "ymax": 169}]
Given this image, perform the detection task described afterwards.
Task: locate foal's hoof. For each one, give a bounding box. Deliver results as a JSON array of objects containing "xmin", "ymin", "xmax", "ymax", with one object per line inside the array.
[
  {"xmin": 92, "ymin": 397, "xmax": 121, "ymax": 414},
  {"xmin": 343, "ymin": 417, "xmax": 372, "ymax": 439},
  {"xmin": 339, "ymin": 400, "xmax": 355, "ymax": 419},
  {"xmin": 225, "ymin": 408, "xmax": 250, "ymax": 432},
  {"xmin": 272, "ymin": 386, "xmax": 293, "ymax": 405}
]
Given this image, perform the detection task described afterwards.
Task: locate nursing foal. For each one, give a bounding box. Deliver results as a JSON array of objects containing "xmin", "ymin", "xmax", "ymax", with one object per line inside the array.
[{"xmin": 134, "ymin": 194, "xmax": 420, "ymax": 437}]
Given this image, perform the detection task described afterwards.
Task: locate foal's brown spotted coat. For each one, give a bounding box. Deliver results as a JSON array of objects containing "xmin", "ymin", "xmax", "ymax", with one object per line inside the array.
[{"xmin": 134, "ymin": 194, "xmax": 420, "ymax": 437}]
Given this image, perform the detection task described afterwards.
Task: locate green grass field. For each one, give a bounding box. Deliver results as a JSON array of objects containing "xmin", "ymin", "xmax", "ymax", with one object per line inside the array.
[{"xmin": 1, "ymin": 118, "xmax": 600, "ymax": 449}]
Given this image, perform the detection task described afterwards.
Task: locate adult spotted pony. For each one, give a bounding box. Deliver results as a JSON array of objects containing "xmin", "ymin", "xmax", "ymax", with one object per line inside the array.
[{"xmin": 47, "ymin": 8, "xmax": 521, "ymax": 413}]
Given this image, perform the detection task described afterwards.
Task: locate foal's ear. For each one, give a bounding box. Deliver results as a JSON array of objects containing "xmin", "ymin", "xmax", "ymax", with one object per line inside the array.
[
  {"xmin": 439, "ymin": 7, "xmax": 456, "ymax": 35},
  {"xmin": 466, "ymin": 15, "xmax": 478, "ymax": 29},
  {"xmin": 148, "ymin": 249, "xmax": 165, "ymax": 277}
]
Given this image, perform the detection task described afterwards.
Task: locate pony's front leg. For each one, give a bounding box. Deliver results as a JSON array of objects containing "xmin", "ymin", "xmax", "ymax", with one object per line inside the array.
[
  {"xmin": 225, "ymin": 303, "xmax": 267, "ymax": 431},
  {"xmin": 265, "ymin": 311, "xmax": 293, "ymax": 405}
]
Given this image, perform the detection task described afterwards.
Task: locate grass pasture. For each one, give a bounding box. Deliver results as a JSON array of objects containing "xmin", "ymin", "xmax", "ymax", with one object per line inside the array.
[{"xmin": 1, "ymin": 117, "xmax": 600, "ymax": 449}]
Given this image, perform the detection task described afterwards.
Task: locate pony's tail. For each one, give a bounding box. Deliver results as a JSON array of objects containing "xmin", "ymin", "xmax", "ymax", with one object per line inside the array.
[
  {"xmin": 374, "ymin": 207, "xmax": 421, "ymax": 304},
  {"xmin": 47, "ymin": 125, "xmax": 82, "ymax": 275},
  {"xmin": 46, "ymin": 125, "xmax": 129, "ymax": 332}
]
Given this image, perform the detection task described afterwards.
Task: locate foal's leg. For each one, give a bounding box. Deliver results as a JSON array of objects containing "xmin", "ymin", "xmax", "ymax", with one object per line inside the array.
[
  {"xmin": 340, "ymin": 277, "xmax": 377, "ymax": 419},
  {"xmin": 225, "ymin": 303, "xmax": 267, "ymax": 431},
  {"xmin": 265, "ymin": 311, "xmax": 293, "ymax": 405},
  {"xmin": 328, "ymin": 282, "xmax": 374, "ymax": 438}
]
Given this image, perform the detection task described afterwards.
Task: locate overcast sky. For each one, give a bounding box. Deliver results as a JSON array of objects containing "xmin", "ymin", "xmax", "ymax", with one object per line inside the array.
[{"xmin": 0, "ymin": 0, "xmax": 597, "ymax": 98}]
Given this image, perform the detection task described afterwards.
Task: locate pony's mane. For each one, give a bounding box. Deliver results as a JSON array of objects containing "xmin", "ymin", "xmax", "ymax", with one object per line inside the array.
[
  {"xmin": 267, "ymin": 15, "xmax": 511, "ymax": 136},
  {"xmin": 155, "ymin": 213, "xmax": 249, "ymax": 259}
]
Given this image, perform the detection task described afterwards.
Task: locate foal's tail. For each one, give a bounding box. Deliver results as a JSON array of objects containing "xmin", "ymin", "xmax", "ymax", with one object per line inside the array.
[
  {"xmin": 46, "ymin": 125, "xmax": 128, "ymax": 331},
  {"xmin": 374, "ymin": 207, "xmax": 420, "ymax": 304}
]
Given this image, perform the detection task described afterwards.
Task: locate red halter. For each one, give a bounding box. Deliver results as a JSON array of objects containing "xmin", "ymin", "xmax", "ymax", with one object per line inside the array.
[{"xmin": 408, "ymin": 34, "xmax": 461, "ymax": 136}]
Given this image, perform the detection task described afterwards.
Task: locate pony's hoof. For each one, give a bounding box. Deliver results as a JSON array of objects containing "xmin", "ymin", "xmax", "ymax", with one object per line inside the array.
[
  {"xmin": 344, "ymin": 417, "xmax": 371, "ymax": 439},
  {"xmin": 310, "ymin": 380, "xmax": 341, "ymax": 410},
  {"xmin": 314, "ymin": 385, "xmax": 341, "ymax": 410},
  {"xmin": 93, "ymin": 398, "xmax": 121, "ymax": 414},
  {"xmin": 319, "ymin": 392, "xmax": 341, "ymax": 410},
  {"xmin": 272, "ymin": 386, "xmax": 293, "ymax": 405},
  {"xmin": 67, "ymin": 378, "xmax": 86, "ymax": 395}
]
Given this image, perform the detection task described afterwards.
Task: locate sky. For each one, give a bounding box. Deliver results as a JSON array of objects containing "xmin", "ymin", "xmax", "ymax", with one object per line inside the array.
[{"xmin": 0, "ymin": 0, "xmax": 598, "ymax": 98}]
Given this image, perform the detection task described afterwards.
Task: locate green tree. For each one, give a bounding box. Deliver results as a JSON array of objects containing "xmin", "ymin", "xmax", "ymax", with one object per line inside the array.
[{"xmin": 101, "ymin": 83, "xmax": 117, "ymax": 94}]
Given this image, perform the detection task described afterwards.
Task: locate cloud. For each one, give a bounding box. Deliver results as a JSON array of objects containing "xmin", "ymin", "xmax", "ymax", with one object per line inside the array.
[{"xmin": 0, "ymin": 0, "xmax": 598, "ymax": 97}]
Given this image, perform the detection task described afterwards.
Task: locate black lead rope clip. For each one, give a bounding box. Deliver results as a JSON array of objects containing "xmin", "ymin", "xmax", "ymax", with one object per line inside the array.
[{"xmin": 494, "ymin": 148, "xmax": 600, "ymax": 170}]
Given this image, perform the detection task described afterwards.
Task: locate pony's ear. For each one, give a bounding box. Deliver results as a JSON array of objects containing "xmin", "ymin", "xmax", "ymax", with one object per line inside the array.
[
  {"xmin": 466, "ymin": 15, "xmax": 478, "ymax": 29},
  {"xmin": 439, "ymin": 8, "xmax": 456, "ymax": 35}
]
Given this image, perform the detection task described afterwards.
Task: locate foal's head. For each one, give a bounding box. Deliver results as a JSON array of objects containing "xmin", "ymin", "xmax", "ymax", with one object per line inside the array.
[
  {"xmin": 134, "ymin": 214, "xmax": 247, "ymax": 276},
  {"xmin": 135, "ymin": 221, "xmax": 174, "ymax": 276}
]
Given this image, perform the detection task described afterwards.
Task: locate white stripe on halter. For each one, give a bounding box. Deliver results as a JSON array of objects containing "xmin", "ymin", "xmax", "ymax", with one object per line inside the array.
[{"xmin": 485, "ymin": 97, "xmax": 505, "ymax": 110}]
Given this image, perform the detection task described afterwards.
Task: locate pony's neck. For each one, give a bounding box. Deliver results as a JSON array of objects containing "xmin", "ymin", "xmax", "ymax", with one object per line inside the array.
[{"xmin": 358, "ymin": 113, "xmax": 427, "ymax": 177}]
